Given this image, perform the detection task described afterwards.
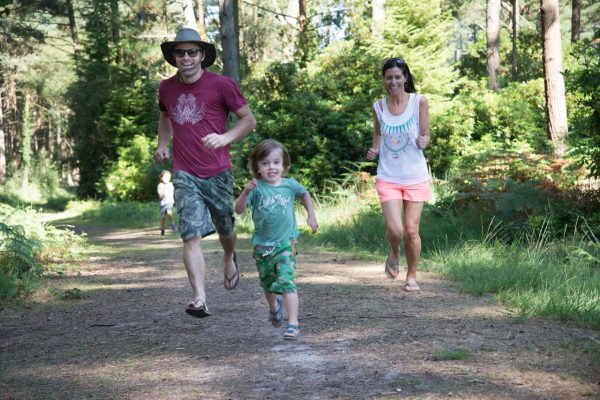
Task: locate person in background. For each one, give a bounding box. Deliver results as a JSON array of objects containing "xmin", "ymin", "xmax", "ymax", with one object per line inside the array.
[
  {"xmin": 367, "ymin": 57, "xmax": 432, "ymax": 292},
  {"xmin": 157, "ymin": 170, "xmax": 176, "ymax": 235},
  {"xmin": 235, "ymin": 139, "xmax": 318, "ymax": 339}
]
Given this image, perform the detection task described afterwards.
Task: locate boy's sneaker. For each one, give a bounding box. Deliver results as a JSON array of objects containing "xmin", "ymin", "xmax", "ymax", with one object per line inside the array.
[
  {"xmin": 160, "ymin": 228, "xmax": 165, "ymax": 236},
  {"xmin": 269, "ymin": 296, "xmax": 283, "ymax": 328},
  {"xmin": 283, "ymin": 324, "xmax": 299, "ymax": 340}
]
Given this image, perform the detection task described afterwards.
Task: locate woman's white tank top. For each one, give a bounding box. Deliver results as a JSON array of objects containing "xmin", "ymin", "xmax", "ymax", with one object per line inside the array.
[{"xmin": 373, "ymin": 93, "xmax": 429, "ymax": 185}]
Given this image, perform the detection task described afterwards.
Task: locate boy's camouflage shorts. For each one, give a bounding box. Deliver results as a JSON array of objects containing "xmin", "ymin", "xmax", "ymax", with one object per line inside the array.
[
  {"xmin": 172, "ymin": 169, "xmax": 235, "ymax": 241},
  {"xmin": 253, "ymin": 242, "xmax": 298, "ymax": 294}
]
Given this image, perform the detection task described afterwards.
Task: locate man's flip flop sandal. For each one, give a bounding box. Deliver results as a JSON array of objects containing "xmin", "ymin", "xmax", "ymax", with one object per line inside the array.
[
  {"xmin": 224, "ymin": 252, "xmax": 240, "ymax": 290},
  {"xmin": 385, "ymin": 257, "xmax": 400, "ymax": 280},
  {"xmin": 186, "ymin": 299, "xmax": 211, "ymax": 318}
]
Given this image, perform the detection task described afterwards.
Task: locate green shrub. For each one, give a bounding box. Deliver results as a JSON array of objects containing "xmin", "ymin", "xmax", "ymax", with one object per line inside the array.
[
  {"xmin": 97, "ymin": 134, "xmax": 164, "ymax": 201},
  {"xmin": 567, "ymin": 32, "xmax": 600, "ymax": 178},
  {"xmin": 0, "ymin": 204, "xmax": 87, "ymax": 301}
]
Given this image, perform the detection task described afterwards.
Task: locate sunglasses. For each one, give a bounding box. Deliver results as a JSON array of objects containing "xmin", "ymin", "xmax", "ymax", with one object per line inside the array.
[
  {"xmin": 386, "ymin": 57, "xmax": 405, "ymax": 65},
  {"xmin": 173, "ymin": 48, "xmax": 201, "ymax": 58}
]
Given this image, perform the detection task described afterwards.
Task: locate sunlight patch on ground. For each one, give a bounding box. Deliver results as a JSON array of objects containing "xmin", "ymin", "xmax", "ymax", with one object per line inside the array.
[
  {"xmin": 307, "ymin": 327, "xmax": 386, "ymax": 343},
  {"xmin": 424, "ymin": 305, "xmax": 506, "ymax": 320}
]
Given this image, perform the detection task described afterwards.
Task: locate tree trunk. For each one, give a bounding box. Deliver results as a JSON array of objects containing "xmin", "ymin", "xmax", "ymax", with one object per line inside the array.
[
  {"xmin": 7, "ymin": 77, "xmax": 19, "ymax": 171},
  {"xmin": 0, "ymin": 87, "xmax": 6, "ymax": 184},
  {"xmin": 541, "ymin": 0, "xmax": 569, "ymax": 156},
  {"xmin": 219, "ymin": 0, "xmax": 240, "ymax": 83},
  {"xmin": 372, "ymin": 0, "xmax": 385, "ymax": 39},
  {"xmin": 282, "ymin": 0, "xmax": 299, "ymax": 61},
  {"xmin": 162, "ymin": 0, "xmax": 169, "ymax": 31},
  {"xmin": 180, "ymin": 0, "xmax": 198, "ymax": 29},
  {"xmin": 487, "ymin": 0, "xmax": 501, "ymax": 91},
  {"xmin": 571, "ymin": 0, "xmax": 581, "ymax": 42},
  {"xmin": 196, "ymin": 0, "xmax": 208, "ymax": 38},
  {"xmin": 66, "ymin": 0, "xmax": 81, "ymax": 68},
  {"xmin": 110, "ymin": 0, "xmax": 122, "ymax": 63},
  {"xmin": 297, "ymin": 0, "xmax": 309, "ymax": 66},
  {"xmin": 511, "ymin": 0, "xmax": 519, "ymax": 79},
  {"xmin": 22, "ymin": 92, "xmax": 32, "ymax": 186}
]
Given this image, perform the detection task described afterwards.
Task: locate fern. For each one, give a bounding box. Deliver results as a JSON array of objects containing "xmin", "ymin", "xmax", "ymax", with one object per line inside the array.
[{"xmin": 0, "ymin": 222, "xmax": 42, "ymax": 285}]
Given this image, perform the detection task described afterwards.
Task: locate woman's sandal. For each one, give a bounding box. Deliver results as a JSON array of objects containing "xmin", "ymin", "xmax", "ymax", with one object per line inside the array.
[
  {"xmin": 185, "ymin": 299, "xmax": 211, "ymax": 318},
  {"xmin": 283, "ymin": 324, "xmax": 300, "ymax": 340},
  {"xmin": 384, "ymin": 257, "xmax": 400, "ymax": 280},
  {"xmin": 269, "ymin": 296, "xmax": 283, "ymax": 328},
  {"xmin": 404, "ymin": 279, "xmax": 421, "ymax": 292}
]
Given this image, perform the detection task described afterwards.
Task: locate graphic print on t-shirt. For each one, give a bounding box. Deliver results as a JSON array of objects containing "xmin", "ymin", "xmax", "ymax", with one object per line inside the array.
[
  {"xmin": 381, "ymin": 114, "xmax": 416, "ymax": 159},
  {"xmin": 171, "ymin": 93, "xmax": 206, "ymax": 125},
  {"xmin": 259, "ymin": 194, "xmax": 291, "ymax": 213}
]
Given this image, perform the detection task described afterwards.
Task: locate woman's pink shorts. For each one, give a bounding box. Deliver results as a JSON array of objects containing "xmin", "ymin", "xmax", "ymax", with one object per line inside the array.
[{"xmin": 375, "ymin": 179, "xmax": 433, "ymax": 203}]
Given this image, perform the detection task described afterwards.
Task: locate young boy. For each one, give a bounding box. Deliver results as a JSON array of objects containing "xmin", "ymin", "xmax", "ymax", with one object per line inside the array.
[
  {"xmin": 157, "ymin": 170, "xmax": 176, "ymax": 235},
  {"xmin": 235, "ymin": 139, "xmax": 318, "ymax": 339}
]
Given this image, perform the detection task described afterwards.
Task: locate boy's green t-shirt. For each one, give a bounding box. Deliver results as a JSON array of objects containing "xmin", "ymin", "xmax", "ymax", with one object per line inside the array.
[{"xmin": 247, "ymin": 178, "xmax": 307, "ymax": 246}]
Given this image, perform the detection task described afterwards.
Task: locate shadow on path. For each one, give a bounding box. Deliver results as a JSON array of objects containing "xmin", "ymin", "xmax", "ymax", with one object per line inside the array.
[{"xmin": 1, "ymin": 227, "xmax": 598, "ymax": 399}]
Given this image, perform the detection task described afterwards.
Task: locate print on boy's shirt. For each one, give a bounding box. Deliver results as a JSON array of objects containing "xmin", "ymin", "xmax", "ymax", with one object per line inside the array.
[
  {"xmin": 171, "ymin": 94, "xmax": 206, "ymax": 125},
  {"xmin": 258, "ymin": 194, "xmax": 292, "ymax": 213}
]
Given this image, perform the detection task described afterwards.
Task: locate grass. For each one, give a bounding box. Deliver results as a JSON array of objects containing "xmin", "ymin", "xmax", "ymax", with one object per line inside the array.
[
  {"xmin": 1, "ymin": 203, "xmax": 87, "ymax": 302},
  {"xmin": 433, "ymin": 348, "xmax": 473, "ymax": 361},
  {"xmin": 54, "ymin": 200, "xmax": 171, "ymax": 229},
  {"xmin": 559, "ymin": 336, "xmax": 600, "ymax": 367}
]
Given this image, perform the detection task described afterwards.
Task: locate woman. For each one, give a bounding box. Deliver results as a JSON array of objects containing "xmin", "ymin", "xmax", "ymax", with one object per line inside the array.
[{"xmin": 367, "ymin": 57, "xmax": 432, "ymax": 292}]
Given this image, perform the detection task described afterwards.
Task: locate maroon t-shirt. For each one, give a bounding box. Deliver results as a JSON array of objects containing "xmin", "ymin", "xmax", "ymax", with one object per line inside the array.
[{"xmin": 158, "ymin": 71, "xmax": 248, "ymax": 178}]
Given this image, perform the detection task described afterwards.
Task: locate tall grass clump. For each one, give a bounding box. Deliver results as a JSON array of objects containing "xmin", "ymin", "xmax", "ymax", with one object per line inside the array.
[
  {"xmin": 308, "ymin": 168, "xmax": 386, "ymax": 256},
  {"xmin": 0, "ymin": 204, "xmax": 86, "ymax": 301},
  {"xmin": 428, "ymin": 218, "xmax": 600, "ymax": 329},
  {"xmin": 62, "ymin": 200, "xmax": 168, "ymax": 229},
  {"xmin": 0, "ymin": 151, "xmax": 75, "ymax": 210}
]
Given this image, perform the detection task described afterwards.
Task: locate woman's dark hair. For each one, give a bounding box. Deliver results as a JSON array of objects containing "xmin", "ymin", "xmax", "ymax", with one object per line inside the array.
[
  {"xmin": 381, "ymin": 57, "xmax": 416, "ymax": 93},
  {"xmin": 249, "ymin": 139, "xmax": 292, "ymax": 179}
]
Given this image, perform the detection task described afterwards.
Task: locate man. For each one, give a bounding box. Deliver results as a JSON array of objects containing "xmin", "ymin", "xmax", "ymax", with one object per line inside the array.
[{"xmin": 154, "ymin": 28, "xmax": 256, "ymax": 318}]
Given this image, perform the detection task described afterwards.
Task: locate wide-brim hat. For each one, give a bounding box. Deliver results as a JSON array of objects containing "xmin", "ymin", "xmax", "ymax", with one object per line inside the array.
[{"xmin": 161, "ymin": 28, "xmax": 216, "ymax": 69}]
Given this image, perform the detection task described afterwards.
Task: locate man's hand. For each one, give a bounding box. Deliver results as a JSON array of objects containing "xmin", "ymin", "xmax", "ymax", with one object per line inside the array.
[
  {"xmin": 154, "ymin": 145, "xmax": 170, "ymax": 162},
  {"xmin": 202, "ymin": 133, "xmax": 231, "ymax": 150}
]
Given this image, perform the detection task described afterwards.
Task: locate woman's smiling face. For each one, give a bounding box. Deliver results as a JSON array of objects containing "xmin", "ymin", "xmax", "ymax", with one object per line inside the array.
[{"xmin": 383, "ymin": 67, "xmax": 407, "ymax": 94}]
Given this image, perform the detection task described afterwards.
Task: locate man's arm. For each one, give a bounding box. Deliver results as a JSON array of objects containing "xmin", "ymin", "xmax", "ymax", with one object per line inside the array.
[
  {"xmin": 154, "ymin": 111, "xmax": 173, "ymax": 162},
  {"xmin": 202, "ymin": 105, "xmax": 256, "ymax": 150}
]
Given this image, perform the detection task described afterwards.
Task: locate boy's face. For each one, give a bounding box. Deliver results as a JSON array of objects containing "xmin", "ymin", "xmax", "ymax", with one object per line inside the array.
[
  {"xmin": 161, "ymin": 173, "xmax": 171, "ymax": 183},
  {"xmin": 257, "ymin": 149, "xmax": 284, "ymax": 185}
]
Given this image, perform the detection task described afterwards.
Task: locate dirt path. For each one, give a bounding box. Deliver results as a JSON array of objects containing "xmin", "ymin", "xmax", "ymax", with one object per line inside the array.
[{"xmin": 1, "ymin": 227, "xmax": 599, "ymax": 400}]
